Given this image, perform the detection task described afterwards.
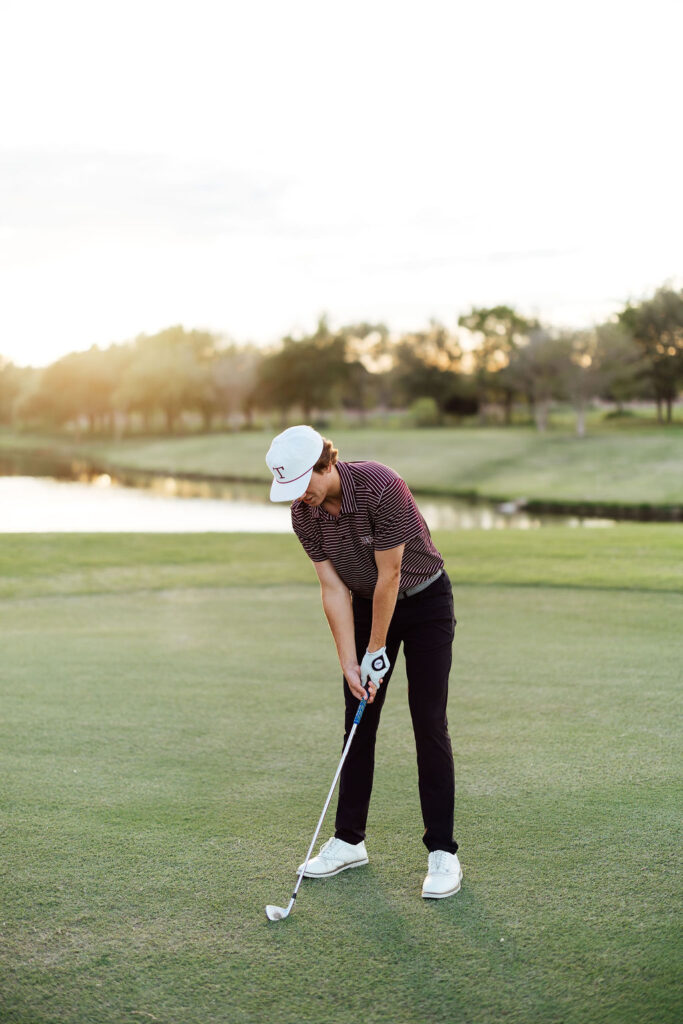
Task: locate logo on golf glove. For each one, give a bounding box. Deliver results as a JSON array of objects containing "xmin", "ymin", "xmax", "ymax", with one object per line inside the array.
[{"xmin": 360, "ymin": 647, "xmax": 390, "ymax": 688}]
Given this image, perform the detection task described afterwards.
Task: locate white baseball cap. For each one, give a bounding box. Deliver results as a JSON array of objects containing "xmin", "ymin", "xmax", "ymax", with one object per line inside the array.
[{"xmin": 266, "ymin": 425, "xmax": 324, "ymax": 502}]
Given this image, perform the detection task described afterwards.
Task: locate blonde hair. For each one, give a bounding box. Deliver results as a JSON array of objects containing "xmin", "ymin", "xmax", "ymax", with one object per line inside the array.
[{"xmin": 313, "ymin": 437, "xmax": 338, "ymax": 473}]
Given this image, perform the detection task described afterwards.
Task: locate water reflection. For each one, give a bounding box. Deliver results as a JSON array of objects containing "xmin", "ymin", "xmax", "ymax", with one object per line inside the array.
[
  {"xmin": 0, "ymin": 451, "xmax": 616, "ymax": 532},
  {"xmin": 0, "ymin": 476, "xmax": 293, "ymax": 533},
  {"xmin": 418, "ymin": 499, "xmax": 614, "ymax": 531}
]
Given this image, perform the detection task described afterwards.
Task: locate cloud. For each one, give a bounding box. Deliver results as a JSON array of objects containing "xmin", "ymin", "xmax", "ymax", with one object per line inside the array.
[{"xmin": 0, "ymin": 148, "xmax": 287, "ymax": 242}]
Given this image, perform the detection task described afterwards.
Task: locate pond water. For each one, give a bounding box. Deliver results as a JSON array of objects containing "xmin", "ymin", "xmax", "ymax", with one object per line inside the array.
[{"xmin": 0, "ymin": 452, "xmax": 615, "ymax": 532}]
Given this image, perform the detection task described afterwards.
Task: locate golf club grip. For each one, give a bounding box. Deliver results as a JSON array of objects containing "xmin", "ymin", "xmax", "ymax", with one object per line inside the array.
[{"xmin": 355, "ymin": 676, "xmax": 382, "ymax": 724}]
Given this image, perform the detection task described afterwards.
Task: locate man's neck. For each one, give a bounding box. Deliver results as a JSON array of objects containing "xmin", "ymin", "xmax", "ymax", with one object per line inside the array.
[{"xmin": 322, "ymin": 466, "xmax": 342, "ymax": 514}]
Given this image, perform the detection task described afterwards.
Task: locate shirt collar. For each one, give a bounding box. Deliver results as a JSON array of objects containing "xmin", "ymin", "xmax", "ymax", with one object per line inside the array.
[
  {"xmin": 336, "ymin": 462, "xmax": 358, "ymax": 514},
  {"xmin": 311, "ymin": 461, "xmax": 357, "ymax": 518}
]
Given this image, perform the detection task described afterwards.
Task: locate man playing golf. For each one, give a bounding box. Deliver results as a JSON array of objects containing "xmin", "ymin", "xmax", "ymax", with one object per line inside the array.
[{"xmin": 266, "ymin": 425, "xmax": 461, "ymax": 899}]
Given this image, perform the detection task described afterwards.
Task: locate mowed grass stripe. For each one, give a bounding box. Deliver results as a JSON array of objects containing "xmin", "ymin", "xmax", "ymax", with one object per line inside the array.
[
  {"xmin": 0, "ymin": 532, "xmax": 680, "ymax": 1023},
  {"xmin": 1, "ymin": 526, "xmax": 682, "ymax": 599}
]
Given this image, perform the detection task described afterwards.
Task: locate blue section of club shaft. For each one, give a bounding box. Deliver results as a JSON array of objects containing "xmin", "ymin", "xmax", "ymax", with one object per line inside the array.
[{"xmin": 353, "ymin": 698, "xmax": 367, "ymax": 725}]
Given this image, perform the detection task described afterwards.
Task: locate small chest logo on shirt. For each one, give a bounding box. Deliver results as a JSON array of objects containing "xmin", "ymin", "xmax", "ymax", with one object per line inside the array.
[{"xmin": 360, "ymin": 534, "xmax": 374, "ymax": 545}]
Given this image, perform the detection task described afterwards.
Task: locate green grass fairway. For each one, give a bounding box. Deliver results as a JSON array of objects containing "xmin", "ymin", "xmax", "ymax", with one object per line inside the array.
[
  {"xmin": 4, "ymin": 424, "xmax": 682, "ymax": 506},
  {"xmin": 1, "ymin": 529, "xmax": 681, "ymax": 1023}
]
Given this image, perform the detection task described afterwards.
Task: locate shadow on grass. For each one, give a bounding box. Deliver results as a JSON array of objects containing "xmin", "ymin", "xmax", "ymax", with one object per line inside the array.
[{"xmin": 258, "ymin": 861, "xmax": 539, "ymax": 1023}]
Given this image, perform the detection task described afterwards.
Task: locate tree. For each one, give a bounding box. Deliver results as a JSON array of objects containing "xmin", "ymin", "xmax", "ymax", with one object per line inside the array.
[
  {"xmin": 593, "ymin": 322, "xmax": 648, "ymax": 411},
  {"xmin": 112, "ymin": 344, "xmax": 161, "ymax": 432},
  {"xmin": 256, "ymin": 317, "xmax": 351, "ymax": 422},
  {"xmin": 339, "ymin": 322, "xmax": 390, "ymax": 371},
  {"xmin": 0, "ymin": 358, "xmax": 28, "ymax": 425},
  {"xmin": 458, "ymin": 305, "xmax": 538, "ymax": 423},
  {"xmin": 208, "ymin": 343, "xmax": 261, "ymax": 429},
  {"xmin": 554, "ymin": 330, "xmax": 597, "ymax": 438},
  {"xmin": 618, "ymin": 285, "xmax": 683, "ymax": 422},
  {"xmin": 114, "ymin": 326, "xmax": 219, "ymax": 432},
  {"xmin": 388, "ymin": 321, "xmax": 463, "ymax": 415},
  {"xmin": 336, "ymin": 322, "xmax": 390, "ymax": 420},
  {"xmin": 506, "ymin": 328, "xmax": 568, "ymax": 432},
  {"xmin": 554, "ymin": 325, "xmax": 649, "ymax": 437},
  {"xmin": 13, "ymin": 351, "xmax": 97, "ymax": 431},
  {"xmin": 75, "ymin": 345, "xmax": 133, "ymax": 433}
]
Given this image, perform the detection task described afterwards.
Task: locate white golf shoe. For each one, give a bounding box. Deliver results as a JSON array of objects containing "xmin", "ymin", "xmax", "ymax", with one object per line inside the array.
[
  {"xmin": 422, "ymin": 850, "xmax": 463, "ymax": 899},
  {"xmin": 298, "ymin": 837, "xmax": 369, "ymax": 878}
]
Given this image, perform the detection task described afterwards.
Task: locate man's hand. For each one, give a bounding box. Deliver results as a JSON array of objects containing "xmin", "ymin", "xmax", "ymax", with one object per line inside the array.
[
  {"xmin": 342, "ymin": 660, "xmax": 379, "ymax": 704},
  {"xmin": 359, "ymin": 647, "xmax": 390, "ymax": 698}
]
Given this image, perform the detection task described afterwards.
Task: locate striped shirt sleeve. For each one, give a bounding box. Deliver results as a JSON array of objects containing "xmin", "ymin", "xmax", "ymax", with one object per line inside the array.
[
  {"xmin": 291, "ymin": 504, "xmax": 327, "ymax": 562},
  {"xmin": 373, "ymin": 475, "xmax": 425, "ymax": 551}
]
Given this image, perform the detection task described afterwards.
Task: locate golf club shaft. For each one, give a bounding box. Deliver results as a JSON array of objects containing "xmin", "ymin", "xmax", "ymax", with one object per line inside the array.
[{"xmin": 289, "ymin": 695, "xmax": 368, "ymax": 905}]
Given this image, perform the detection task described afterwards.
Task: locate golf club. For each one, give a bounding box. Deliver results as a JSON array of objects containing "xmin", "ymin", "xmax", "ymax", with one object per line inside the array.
[{"xmin": 265, "ymin": 689, "xmax": 372, "ymax": 922}]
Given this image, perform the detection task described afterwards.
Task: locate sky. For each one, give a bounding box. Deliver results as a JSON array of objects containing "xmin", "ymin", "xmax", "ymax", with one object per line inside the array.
[{"xmin": 1, "ymin": 0, "xmax": 682, "ymax": 367}]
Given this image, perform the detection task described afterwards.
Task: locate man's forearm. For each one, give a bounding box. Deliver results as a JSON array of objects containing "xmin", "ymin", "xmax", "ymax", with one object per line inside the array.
[
  {"xmin": 369, "ymin": 571, "xmax": 401, "ymax": 651},
  {"xmin": 320, "ymin": 583, "xmax": 357, "ymax": 669}
]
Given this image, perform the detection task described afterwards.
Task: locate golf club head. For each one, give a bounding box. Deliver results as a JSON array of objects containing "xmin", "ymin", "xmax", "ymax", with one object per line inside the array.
[{"xmin": 265, "ymin": 904, "xmax": 290, "ymax": 922}]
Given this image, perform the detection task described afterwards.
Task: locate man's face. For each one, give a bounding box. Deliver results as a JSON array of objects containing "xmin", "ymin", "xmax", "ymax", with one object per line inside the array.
[{"xmin": 298, "ymin": 467, "xmax": 330, "ymax": 506}]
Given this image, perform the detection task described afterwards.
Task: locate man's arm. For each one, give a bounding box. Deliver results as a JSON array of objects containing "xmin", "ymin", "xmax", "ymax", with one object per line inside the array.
[
  {"xmin": 313, "ymin": 560, "xmax": 370, "ymax": 703},
  {"xmin": 369, "ymin": 543, "xmax": 405, "ymax": 651}
]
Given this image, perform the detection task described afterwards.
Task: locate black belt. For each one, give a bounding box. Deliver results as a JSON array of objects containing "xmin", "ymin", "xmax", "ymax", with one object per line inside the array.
[{"xmin": 397, "ymin": 569, "xmax": 443, "ymax": 601}]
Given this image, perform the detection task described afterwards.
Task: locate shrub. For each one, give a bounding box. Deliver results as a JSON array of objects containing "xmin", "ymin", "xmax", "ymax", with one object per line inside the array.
[
  {"xmin": 408, "ymin": 396, "xmax": 441, "ymax": 427},
  {"xmin": 603, "ymin": 409, "xmax": 637, "ymax": 420}
]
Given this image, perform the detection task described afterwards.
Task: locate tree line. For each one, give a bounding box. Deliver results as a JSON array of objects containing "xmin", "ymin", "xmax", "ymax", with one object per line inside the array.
[{"xmin": 0, "ymin": 285, "xmax": 680, "ymax": 436}]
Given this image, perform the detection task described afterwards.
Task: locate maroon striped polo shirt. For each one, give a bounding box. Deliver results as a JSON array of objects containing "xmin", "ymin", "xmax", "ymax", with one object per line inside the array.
[{"xmin": 291, "ymin": 460, "xmax": 444, "ymax": 599}]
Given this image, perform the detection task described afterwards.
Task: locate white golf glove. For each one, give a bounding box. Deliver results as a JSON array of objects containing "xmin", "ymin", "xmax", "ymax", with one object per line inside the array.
[{"xmin": 360, "ymin": 647, "xmax": 390, "ymax": 692}]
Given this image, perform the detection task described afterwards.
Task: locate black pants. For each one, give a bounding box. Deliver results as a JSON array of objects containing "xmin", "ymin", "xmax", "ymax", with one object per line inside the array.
[{"xmin": 334, "ymin": 571, "xmax": 458, "ymax": 855}]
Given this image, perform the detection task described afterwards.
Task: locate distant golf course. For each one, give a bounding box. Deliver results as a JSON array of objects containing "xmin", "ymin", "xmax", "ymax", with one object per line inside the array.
[{"xmin": 1, "ymin": 527, "xmax": 681, "ymax": 1023}]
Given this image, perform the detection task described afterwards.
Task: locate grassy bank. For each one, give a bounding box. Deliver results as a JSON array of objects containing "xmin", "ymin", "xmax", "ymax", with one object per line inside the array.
[
  {"xmin": 1, "ymin": 528, "xmax": 681, "ymax": 1023},
  {"xmin": 2, "ymin": 425, "xmax": 681, "ymax": 508}
]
